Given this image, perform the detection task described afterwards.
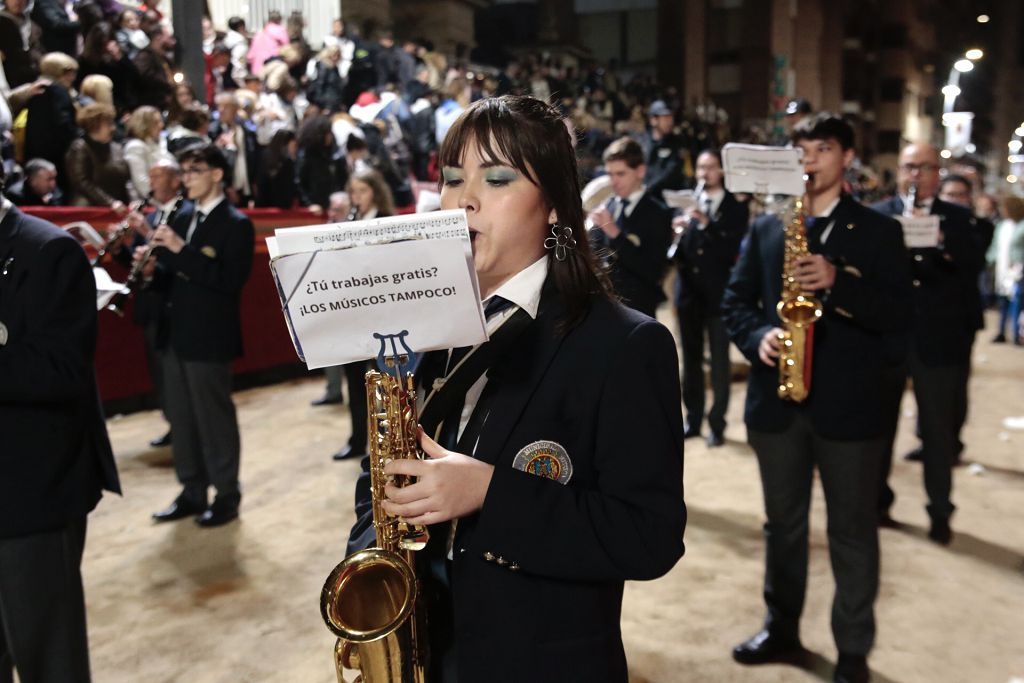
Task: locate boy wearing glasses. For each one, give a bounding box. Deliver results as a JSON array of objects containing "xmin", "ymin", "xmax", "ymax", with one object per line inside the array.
[
  {"xmin": 139, "ymin": 143, "xmax": 255, "ymax": 527},
  {"xmin": 872, "ymin": 143, "xmax": 985, "ymax": 544}
]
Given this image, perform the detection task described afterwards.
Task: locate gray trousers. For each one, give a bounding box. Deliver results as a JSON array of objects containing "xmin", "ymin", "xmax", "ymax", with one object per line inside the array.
[
  {"xmin": 0, "ymin": 518, "xmax": 90, "ymax": 683},
  {"xmin": 749, "ymin": 412, "xmax": 882, "ymax": 655},
  {"xmin": 161, "ymin": 348, "xmax": 241, "ymax": 504},
  {"xmin": 678, "ymin": 306, "xmax": 731, "ymax": 434},
  {"xmin": 907, "ymin": 351, "xmax": 961, "ymax": 520}
]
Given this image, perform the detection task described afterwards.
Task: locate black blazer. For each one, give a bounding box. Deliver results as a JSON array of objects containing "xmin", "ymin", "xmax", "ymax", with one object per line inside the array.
[
  {"xmin": 209, "ymin": 118, "xmax": 261, "ymax": 196},
  {"xmin": 871, "ymin": 196, "xmax": 985, "ymax": 366},
  {"xmin": 0, "ymin": 206, "xmax": 120, "ymax": 538},
  {"xmin": 349, "ymin": 284, "xmax": 686, "ymax": 682},
  {"xmin": 673, "ymin": 190, "xmax": 749, "ymax": 313},
  {"xmin": 150, "ymin": 199, "xmax": 254, "ymax": 362},
  {"xmin": 595, "ymin": 192, "xmax": 674, "ymax": 316},
  {"xmin": 721, "ymin": 195, "xmax": 913, "ymax": 440}
]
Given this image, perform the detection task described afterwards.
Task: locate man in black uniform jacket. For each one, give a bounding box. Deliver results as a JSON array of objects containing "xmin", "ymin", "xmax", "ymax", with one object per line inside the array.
[
  {"xmin": 722, "ymin": 114, "xmax": 912, "ymax": 683},
  {"xmin": 672, "ymin": 149, "xmax": 748, "ymax": 446},
  {"xmin": 588, "ymin": 136, "xmax": 673, "ymax": 317},
  {"xmin": 5, "ymin": 159, "xmax": 65, "ymax": 206},
  {"xmin": 141, "ymin": 143, "xmax": 254, "ymax": 528},
  {"xmin": 643, "ymin": 100, "xmax": 687, "ymax": 196},
  {"xmin": 871, "ymin": 144, "xmax": 984, "ymax": 544},
  {"xmin": 0, "ymin": 167, "xmax": 120, "ymax": 682}
]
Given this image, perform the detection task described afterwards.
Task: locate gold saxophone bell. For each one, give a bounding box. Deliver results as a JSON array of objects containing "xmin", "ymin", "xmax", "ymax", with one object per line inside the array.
[{"xmin": 320, "ymin": 365, "xmax": 429, "ymax": 683}]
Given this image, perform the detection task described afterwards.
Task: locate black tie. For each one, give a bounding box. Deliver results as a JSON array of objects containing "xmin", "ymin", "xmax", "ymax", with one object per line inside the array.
[
  {"xmin": 805, "ymin": 216, "xmax": 825, "ymax": 245},
  {"xmin": 703, "ymin": 197, "xmax": 713, "ymax": 219},
  {"xmin": 437, "ymin": 295, "xmax": 515, "ymax": 450}
]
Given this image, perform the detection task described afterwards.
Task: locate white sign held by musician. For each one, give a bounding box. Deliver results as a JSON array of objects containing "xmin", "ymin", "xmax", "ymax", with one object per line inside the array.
[
  {"xmin": 722, "ymin": 143, "xmax": 807, "ymax": 196},
  {"xmin": 269, "ymin": 209, "xmax": 487, "ymax": 369}
]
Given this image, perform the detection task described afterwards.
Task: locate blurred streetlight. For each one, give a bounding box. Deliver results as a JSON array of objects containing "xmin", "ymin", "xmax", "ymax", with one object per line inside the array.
[
  {"xmin": 954, "ymin": 59, "xmax": 974, "ymax": 73},
  {"xmin": 977, "ymin": 14, "xmax": 990, "ymax": 23},
  {"xmin": 965, "ymin": 48, "xmax": 984, "ymax": 60}
]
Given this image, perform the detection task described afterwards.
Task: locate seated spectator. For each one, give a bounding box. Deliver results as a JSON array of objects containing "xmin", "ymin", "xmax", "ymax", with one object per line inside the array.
[
  {"xmin": 123, "ymin": 105, "xmax": 166, "ymax": 197},
  {"xmin": 254, "ymin": 75, "xmax": 300, "ymax": 145},
  {"xmin": 5, "ymin": 158, "xmax": 64, "ymax": 205},
  {"xmin": 307, "ymin": 45, "xmax": 345, "ymax": 114},
  {"xmin": 0, "ymin": 0, "xmax": 41, "ymax": 88},
  {"xmin": 114, "ymin": 8, "xmax": 148, "ymax": 60},
  {"xmin": 80, "ymin": 74, "xmax": 115, "ymax": 107},
  {"xmin": 254, "ymin": 128, "xmax": 297, "ymax": 209},
  {"xmin": 295, "ymin": 114, "xmax": 347, "ymax": 212},
  {"xmin": 166, "ymin": 102, "xmax": 211, "ymax": 155},
  {"xmin": 65, "ymin": 102, "xmax": 132, "ymax": 209},
  {"xmin": 24, "ymin": 52, "xmax": 79, "ymax": 193},
  {"xmin": 77, "ymin": 21, "xmax": 139, "ymax": 113}
]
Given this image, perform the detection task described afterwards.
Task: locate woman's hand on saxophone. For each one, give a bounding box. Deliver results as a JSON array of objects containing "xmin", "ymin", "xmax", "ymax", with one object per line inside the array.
[
  {"xmin": 759, "ymin": 327, "xmax": 784, "ymax": 367},
  {"xmin": 381, "ymin": 427, "xmax": 495, "ymax": 526}
]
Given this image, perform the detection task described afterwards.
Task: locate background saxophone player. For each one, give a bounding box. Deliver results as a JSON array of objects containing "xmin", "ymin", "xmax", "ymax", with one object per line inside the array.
[
  {"xmin": 347, "ymin": 95, "xmax": 686, "ymax": 683},
  {"xmin": 721, "ymin": 113, "xmax": 912, "ymax": 683}
]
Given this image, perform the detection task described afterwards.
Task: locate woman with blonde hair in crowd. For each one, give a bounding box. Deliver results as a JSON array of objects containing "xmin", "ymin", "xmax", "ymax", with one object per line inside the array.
[
  {"xmin": 65, "ymin": 102, "xmax": 133, "ymax": 209},
  {"xmin": 23, "ymin": 52, "xmax": 79, "ymax": 191},
  {"xmin": 79, "ymin": 74, "xmax": 114, "ymax": 107},
  {"xmin": 124, "ymin": 104, "xmax": 166, "ymax": 197}
]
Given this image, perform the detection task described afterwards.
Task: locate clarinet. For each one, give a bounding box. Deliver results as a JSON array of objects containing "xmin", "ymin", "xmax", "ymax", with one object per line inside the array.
[
  {"xmin": 667, "ymin": 180, "xmax": 704, "ymax": 260},
  {"xmin": 106, "ymin": 194, "xmax": 186, "ymax": 315}
]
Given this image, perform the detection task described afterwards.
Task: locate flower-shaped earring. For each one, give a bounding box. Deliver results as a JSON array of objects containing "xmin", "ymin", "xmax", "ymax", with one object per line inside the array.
[{"xmin": 544, "ymin": 223, "xmax": 577, "ymax": 262}]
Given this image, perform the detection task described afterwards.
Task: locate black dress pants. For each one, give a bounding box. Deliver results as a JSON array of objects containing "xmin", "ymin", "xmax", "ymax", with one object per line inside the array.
[
  {"xmin": 749, "ymin": 412, "xmax": 882, "ymax": 655},
  {"xmin": 344, "ymin": 360, "xmax": 369, "ymax": 452},
  {"xmin": 0, "ymin": 518, "xmax": 91, "ymax": 683},
  {"xmin": 907, "ymin": 351, "xmax": 961, "ymax": 521},
  {"xmin": 677, "ymin": 304, "xmax": 731, "ymax": 434}
]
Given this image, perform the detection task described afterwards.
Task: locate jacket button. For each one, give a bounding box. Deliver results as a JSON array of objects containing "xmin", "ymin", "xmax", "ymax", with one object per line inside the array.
[
  {"xmin": 914, "ymin": 254, "xmax": 923, "ymax": 262},
  {"xmin": 483, "ymin": 551, "xmax": 495, "ymax": 562},
  {"xmin": 912, "ymin": 279, "xmax": 921, "ymax": 287},
  {"xmin": 696, "ymin": 248, "xmax": 703, "ymax": 255},
  {"xmin": 693, "ymin": 267, "xmax": 700, "ymax": 273},
  {"xmin": 847, "ymin": 223, "xmax": 855, "ymax": 230}
]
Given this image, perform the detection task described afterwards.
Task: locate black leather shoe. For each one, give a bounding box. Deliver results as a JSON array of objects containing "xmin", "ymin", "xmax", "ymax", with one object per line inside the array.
[
  {"xmin": 311, "ymin": 394, "xmax": 343, "ymax": 406},
  {"xmin": 149, "ymin": 431, "xmax": 172, "ymax": 448},
  {"xmin": 196, "ymin": 497, "xmax": 240, "ymax": 528},
  {"xmin": 834, "ymin": 653, "xmax": 870, "ymax": 683},
  {"xmin": 683, "ymin": 427, "xmax": 701, "ymax": 439},
  {"xmin": 152, "ymin": 495, "xmax": 206, "ymax": 523},
  {"xmin": 902, "ymin": 447, "xmax": 923, "ymax": 462},
  {"xmin": 706, "ymin": 431, "xmax": 725, "ymax": 448},
  {"xmin": 992, "ymin": 333, "xmax": 1007, "ymax": 343},
  {"xmin": 928, "ymin": 517, "xmax": 952, "ymax": 545},
  {"xmin": 732, "ymin": 629, "xmax": 804, "ymax": 666},
  {"xmin": 332, "ymin": 445, "xmax": 366, "ymax": 461}
]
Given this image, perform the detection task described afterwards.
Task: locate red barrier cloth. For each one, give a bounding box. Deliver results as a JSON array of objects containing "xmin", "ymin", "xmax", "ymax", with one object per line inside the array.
[{"xmin": 22, "ymin": 207, "xmax": 326, "ymax": 401}]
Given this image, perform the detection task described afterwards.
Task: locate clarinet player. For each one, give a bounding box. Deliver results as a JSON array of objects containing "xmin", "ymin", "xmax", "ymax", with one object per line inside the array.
[{"xmin": 721, "ymin": 113, "xmax": 912, "ymax": 683}]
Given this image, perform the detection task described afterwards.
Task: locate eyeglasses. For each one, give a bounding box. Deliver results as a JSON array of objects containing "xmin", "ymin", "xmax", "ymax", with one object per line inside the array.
[
  {"xmin": 898, "ymin": 163, "xmax": 938, "ymax": 174},
  {"xmin": 181, "ymin": 166, "xmax": 213, "ymax": 176}
]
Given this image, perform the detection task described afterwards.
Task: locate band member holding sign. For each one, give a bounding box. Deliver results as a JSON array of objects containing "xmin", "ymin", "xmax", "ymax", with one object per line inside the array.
[
  {"xmin": 721, "ymin": 114, "xmax": 911, "ymax": 683},
  {"xmin": 331, "ymin": 171, "xmax": 396, "ymax": 461},
  {"xmin": 348, "ymin": 96, "xmax": 686, "ymax": 682},
  {"xmin": 671, "ymin": 149, "xmax": 748, "ymax": 446},
  {"xmin": 872, "ymin": 143, "xmax": 984, "ymax": 543},
  {"xmin": 140, "ymin": 143, "xmax": 254, "ymax": 527},
  {"xmin": 0, "ymin": 162, "xmax": 121, "ymax": 683}
]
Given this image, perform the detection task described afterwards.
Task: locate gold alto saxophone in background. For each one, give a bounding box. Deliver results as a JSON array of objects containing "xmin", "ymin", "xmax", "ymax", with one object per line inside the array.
[
  {"xmin": 320, "ymin": 334, "xmax": 429, "ymax": 683},
  {"xmin": 776, "ymin": 174, "xmax": 823, "ymax": 402}
]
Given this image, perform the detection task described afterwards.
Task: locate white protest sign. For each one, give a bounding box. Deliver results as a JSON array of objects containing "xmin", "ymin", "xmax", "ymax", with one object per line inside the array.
[
  {"xmin": 662, "ymin": 189, "xmax": 699, "ymax": 211},
  {"xmin": 269, "ymin": 211, "xmax": 487, "ymax": 369},
  {"xmin": 722, "ymin": 143, "xmax": 806, "ymax": 196},
  {"xmin": 898, "ymin": 215, "xmax": 941, "ymax": 249}
]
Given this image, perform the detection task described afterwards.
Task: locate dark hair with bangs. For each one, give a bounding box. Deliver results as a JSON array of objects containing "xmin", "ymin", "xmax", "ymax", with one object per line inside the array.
[{"xmin": 438, "ymin": 95, "xmax": 611, "ymax": 330}]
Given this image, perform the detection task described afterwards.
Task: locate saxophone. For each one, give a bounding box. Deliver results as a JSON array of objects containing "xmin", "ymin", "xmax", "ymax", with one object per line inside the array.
[
  {"xmin": 320, "ymin": 333, "xmax": 430, "ymax": 683},
  {"xmin": 776, "ymin": 175, "xmax": 823, "ymax": 402}
]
